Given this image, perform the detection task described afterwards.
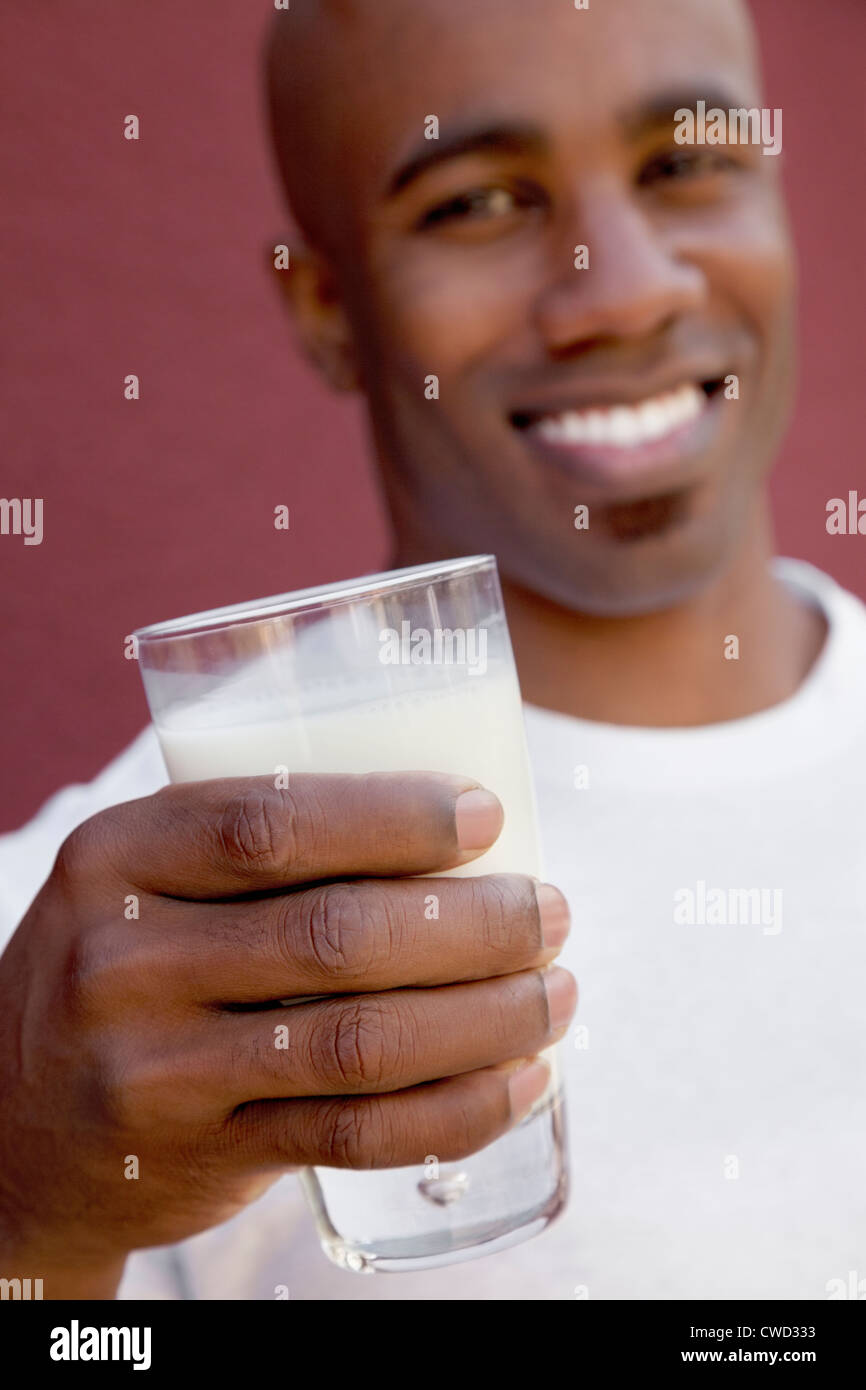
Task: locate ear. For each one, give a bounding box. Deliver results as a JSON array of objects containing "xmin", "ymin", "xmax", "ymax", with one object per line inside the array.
[{"xmin": 268, "ymin": 238, "xmax": 361, "ymax": 392}]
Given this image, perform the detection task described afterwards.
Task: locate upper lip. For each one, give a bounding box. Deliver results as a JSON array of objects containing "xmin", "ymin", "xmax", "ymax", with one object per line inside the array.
[{"xmin": 509, "ymin": 366, "xmax": 727, "ymax": 424}]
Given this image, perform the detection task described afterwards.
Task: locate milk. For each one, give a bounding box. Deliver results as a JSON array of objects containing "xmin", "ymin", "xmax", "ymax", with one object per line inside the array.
[{"xmin": 157, "ymin": 674, "xmax": 543, "ymax": 878}]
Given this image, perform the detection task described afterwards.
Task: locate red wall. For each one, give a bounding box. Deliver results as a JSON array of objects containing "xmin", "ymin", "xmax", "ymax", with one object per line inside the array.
[{"xmin": 1, "ymin": 0, "xmax": 863, "ymax": 831}]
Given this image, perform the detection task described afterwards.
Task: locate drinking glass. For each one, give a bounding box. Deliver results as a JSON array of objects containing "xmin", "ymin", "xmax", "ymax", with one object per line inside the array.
[{"xmin": 134, "ymin": 554, "xmax": 568, "ymax": 1272}]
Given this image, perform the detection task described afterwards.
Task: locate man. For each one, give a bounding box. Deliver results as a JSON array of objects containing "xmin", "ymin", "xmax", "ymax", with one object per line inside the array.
[{"xmin": 1, "ymin": 0, "xmax": 864, "ymax": 1300}]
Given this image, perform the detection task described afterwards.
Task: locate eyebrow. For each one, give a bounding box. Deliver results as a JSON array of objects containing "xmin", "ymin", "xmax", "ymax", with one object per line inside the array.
[
  {"xmin": 618, "ymin": 87, "xmax": 756, "ymax": 138},
  {"xmin": 383, "ymin": 87, "xmax": 755, "ymax": 200},
  {"xmin": 384, "ymin": 121, "xmax": 549, "ymax": 198}
]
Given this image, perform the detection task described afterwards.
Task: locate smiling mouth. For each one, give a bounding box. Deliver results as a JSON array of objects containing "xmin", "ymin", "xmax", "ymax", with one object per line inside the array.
[{"xmin": 510, "ymin": 379, "xmax": 726, "ymax": 447}]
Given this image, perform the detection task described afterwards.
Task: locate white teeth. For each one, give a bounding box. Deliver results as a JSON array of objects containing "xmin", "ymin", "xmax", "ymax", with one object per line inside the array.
[{"xmin": 533, "ymin": 382, "xmax": 706, "ymax": 449}]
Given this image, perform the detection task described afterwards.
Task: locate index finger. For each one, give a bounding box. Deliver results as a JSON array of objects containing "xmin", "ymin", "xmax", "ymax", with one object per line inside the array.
[{"xmin": 81, "ymin": 773, "xmax": 504, "ymax": 898}]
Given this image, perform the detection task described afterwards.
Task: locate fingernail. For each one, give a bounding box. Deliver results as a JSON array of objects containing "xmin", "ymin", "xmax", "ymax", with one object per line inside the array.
[
  {"xmin": 455, "ymin": 788, "xmax": 504, "ymax": 851},
  {"xmin": 536, "ymin": 883, "xmax": 570, "ymax": 950},
  {"xmin": 507, "ymin": 1058, "xmax": 551, "ymax": 1120},
  {"xmin": 544, "ymin": 966, "xmax": 577, "ymax": 1032}
]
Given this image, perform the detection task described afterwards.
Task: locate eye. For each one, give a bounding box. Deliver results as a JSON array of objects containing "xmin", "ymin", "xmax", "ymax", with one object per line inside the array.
[
  {"xmin": 637, "ymin": 147, "xmax": 742, "ymax": 186},
  {"xmin": 415, "ymin": 180, "xmax": 546, "ymax": 232}
]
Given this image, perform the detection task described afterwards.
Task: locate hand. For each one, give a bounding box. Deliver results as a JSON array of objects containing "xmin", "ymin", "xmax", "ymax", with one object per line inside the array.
[{"xmin": 0, "ymin": 772, "xmax": 576, "ymax": 1296}]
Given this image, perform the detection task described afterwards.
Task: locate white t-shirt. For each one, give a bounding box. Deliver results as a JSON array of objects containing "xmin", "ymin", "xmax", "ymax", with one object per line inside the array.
[{"xmin": 2, "ymin": 557, "xmax": 865, "ymax": 1301}]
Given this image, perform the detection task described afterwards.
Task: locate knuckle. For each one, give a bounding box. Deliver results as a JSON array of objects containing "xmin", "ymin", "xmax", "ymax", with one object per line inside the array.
[
  {"xmin": 442, "ymin": 1092, "xmax": 504, "ymax": 1162},
  {"xmin": 452, "ymin": 973, "xmax": 536, "ymax": 1060},
  {"xmin": 315, "ymin": 1096, "xmax": 394, "ymax": 1169},
  {"xmin": 99, "ymin": 1049, "xmax": 163, "ymax": 1131},
  {"xmin": 54, "ymin": 815, "xmax": 106, "ymax": 891},
  {"xmin": 63, "ymin": 923, "xmax": 124, "ymax": 1018},
  {"xmin": 500, "ymin": 965, "xmax": 535, "ymax": 1004},
  {"xmin": 441, "ymin": 1103, "xmax": 481, "ymax": 1162},
  {"xmin": 318, "ymin": 997, "xmax": 395, "ymax": 1091},
  {"xmin": 215, "ymin": 786, "xmax": 304, "ymax": 876},
  {"xmin": 496, "ymin": 969, "xmax": 544, "ymax": 1040},
  {"xmin": 296, "ymin": 884, "xmax": 381, "ymax": 982},
  {"xmin": 475, "ymin": 873, "xmax": 534, "ymax": 956}
]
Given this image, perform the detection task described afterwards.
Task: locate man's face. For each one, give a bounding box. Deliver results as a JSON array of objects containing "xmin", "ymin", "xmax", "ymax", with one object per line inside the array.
[{"xmin": 287, "ymin": 0, "xmax": 797, "ymax": 615}]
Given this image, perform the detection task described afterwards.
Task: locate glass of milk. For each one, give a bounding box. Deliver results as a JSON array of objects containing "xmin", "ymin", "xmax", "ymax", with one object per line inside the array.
[{"xmin": 133, "ymin": 555, "xmax": 568, "ymax": 1272}]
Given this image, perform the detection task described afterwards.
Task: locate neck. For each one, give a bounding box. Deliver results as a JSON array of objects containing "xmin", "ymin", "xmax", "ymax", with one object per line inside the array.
[{"xmin": 390, "ymin": 507, "xmax": 827, "ymax": 728}]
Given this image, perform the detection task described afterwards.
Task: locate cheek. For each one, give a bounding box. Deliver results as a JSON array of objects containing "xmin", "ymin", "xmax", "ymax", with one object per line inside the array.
[
  {"xmin": 364, "ymin": 253, "xmax": 525, "ymax": 376},
  {"xmin": 688, "ymin": 192, "xmax": 796, "ymax": 353}
]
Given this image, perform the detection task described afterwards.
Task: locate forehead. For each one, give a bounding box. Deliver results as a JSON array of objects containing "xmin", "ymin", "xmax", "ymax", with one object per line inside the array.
[
  {"xmin": 309, "ymin": 0, "xmax": 760, "ymax": 183},
  {"xmin": 271, "ymin": 0, "xmax": 763, "ymax": 257}
]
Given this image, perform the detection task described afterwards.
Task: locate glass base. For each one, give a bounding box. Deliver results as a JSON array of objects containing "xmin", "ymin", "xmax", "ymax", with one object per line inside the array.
[{"xmin": 301, "ymin": 1088, "xmax": 569, "ymax": 1274}]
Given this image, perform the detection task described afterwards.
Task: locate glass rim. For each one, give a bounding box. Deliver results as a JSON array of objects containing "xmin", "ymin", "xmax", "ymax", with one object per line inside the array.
[{"xmin": 133, "ymin": 554, "xmax": 497, "ymax": 643}]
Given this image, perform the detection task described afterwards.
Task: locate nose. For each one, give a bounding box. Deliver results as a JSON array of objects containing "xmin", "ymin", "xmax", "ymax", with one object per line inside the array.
[{"xmin": 532, "ymin": 178, "xmax": 706, "ymax": 350}]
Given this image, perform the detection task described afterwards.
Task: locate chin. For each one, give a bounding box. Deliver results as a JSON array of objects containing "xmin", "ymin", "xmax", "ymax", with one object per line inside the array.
[{"xmin": 505, "ymin": 507, "xmax": 740, "ymax": 619}]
